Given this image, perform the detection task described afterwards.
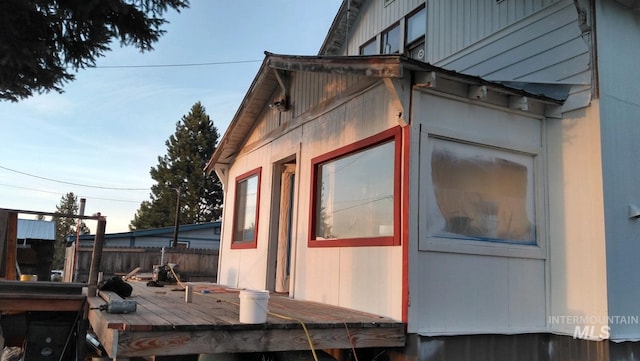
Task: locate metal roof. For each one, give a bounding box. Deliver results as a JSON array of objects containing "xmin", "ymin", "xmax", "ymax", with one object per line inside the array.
[
  {"xmin": 204, "ymin": 52, "xmax": 563, "ymax": 174},
  {"xmin": 17, "ymin": 219, "xmax": 56, "ymax": 241}
]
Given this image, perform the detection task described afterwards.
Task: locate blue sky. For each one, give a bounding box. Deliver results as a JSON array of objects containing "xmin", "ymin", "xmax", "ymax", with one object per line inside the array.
[{"xmin": 0, "ymin": 0, "xmax": 342, "ymax": 233}]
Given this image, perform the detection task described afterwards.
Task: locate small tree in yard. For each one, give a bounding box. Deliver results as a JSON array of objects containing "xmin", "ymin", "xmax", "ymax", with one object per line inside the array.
[
  {"xmin": 130, "ymin": 102, "xmax": 222, "ymax": 230},
  {"xmin": 51, "ymin": 192, "xmax": 90, "ymax": 269}
]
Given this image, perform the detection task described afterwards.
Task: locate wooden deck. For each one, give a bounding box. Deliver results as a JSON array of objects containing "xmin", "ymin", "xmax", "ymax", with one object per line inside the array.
[{"xmin": 88, "ymin": 281, "xmax": 405, "ymax": 359}]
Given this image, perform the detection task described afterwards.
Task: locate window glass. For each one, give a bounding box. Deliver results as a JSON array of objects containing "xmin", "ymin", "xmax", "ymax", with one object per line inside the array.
[
  {"xmin": 427, "ymin": 138, "xmax": 536, "ymax": 244},
  {"xmin": 360, "ymin": 38, "xmax": 377, "ymax": 55},
  {"xmin": 232, "ymin": 170, "xmax": 260, "ymax": 246},
  {"xmin": 406, "ymin": 7, "xmax": 426, "ymax": 45},
  {"xmin": 314, "ymin": 139, "xmax": 395, "ymax": 241},
  {"xmin": 381, "ymin": 24, "xmax": 400, "ymax": 54}
]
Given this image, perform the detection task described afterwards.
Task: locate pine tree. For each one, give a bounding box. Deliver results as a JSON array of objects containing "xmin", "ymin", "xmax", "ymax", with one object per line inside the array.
[
  {"xmin": 0, "ymin": 0, "xmax": 189, "ymax": 102},
  {"xmin": 130, "ymin": 102, "xmax": 222, "ymax": 230},
  {"xmin": 51, "ymin": 192, "xmax": 90, "ymax": 269}
]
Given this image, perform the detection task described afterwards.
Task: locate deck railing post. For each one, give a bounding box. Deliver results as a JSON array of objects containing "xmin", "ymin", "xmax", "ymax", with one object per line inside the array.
[{"xmin": 87, "ymin": 216, "xmax": 106, "ymax": 297}]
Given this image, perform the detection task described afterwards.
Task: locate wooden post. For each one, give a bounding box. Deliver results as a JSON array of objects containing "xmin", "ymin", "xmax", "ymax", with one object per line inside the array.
[
  {"xmin": 87, "ymin": 216, "xmax": 106, "ymax": 297},
  {"xmin": 172, "ymin": 187, "xmax": 181, "ymax": 248},
  {"xmin": 0, "ymin": 210, "xmax": 8, "ymax": 278},
  {"xmin": 5, "ymin": 212, "xmax": 18, "ymax": 280}
]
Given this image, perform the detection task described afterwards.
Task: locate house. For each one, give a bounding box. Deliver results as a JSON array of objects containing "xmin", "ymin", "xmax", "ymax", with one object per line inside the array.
[
  {"xmin": 16, "ymin": 219, "xmax": 56, "ymax": 281},
  {"xmin": 74, "ymin": 221, "xmax": 221, "ymax": 249},
  {"xmin": 205, "ymin": 0, "xmax": 640, "ymax": 359}
]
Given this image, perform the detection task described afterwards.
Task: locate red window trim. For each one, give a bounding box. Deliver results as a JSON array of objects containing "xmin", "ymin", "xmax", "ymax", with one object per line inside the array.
[
  {"xmin": 308, "ymin": 127, "xmax": 402, "ymax": 248},
  {"xmin": 231, "ymin": 167, "xmax": 262, "ymax": 250}
]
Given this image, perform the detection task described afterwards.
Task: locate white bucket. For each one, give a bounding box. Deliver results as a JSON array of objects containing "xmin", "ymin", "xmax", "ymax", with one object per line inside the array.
[{"xmin": 238, "ymin": 289, "xmax": 269, "ymax": 324}]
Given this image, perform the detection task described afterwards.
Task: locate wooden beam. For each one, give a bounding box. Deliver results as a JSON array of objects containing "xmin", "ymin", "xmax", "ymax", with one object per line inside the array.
[
  {"xmin": 0, "ymin": 210, "xmax": 8, "ymax": 278},
  {"xmin": 88, "ymin": 217, "xmax": 107, "ymax": 297},
  {"xmin": 111, "ymin": 326, "xmax": 405, "ymax": 358},
  {"xmin": 267, "ymin": 55, "xmax": 403, "ymax": 78},
  {"xmin": 5, "ymin": 212, "xmax": 17, "ymax": 280}
]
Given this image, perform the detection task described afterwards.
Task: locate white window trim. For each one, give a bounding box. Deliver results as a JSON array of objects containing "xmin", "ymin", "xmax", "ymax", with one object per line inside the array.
[{"xmin": 419, "ymin": 127, "xmax": 547, "ymax": 259}]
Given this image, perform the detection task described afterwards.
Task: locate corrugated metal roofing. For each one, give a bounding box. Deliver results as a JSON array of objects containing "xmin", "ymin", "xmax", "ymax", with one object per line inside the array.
[{"xmin": 17, "ymin": 219, "xmax": 56, "ymax": 241}]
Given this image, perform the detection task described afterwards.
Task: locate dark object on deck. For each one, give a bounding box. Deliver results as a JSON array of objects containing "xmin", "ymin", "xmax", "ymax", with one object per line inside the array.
[
  {"xmin": 146, "ymin": 280, "xmax": 164, "ymax": 287},
  {"xmin": 98, "ymin": 276, "xmax": 132, "ymax": 298}
]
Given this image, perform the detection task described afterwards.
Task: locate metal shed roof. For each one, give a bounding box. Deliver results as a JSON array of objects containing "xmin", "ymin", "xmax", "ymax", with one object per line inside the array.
[{"xmin": 17, "ymin": 219, "xmax": 56, "ymax": 241}]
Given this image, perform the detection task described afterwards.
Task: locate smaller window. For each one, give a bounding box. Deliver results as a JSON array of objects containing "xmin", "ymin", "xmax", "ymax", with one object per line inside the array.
[
  {"xmin": 231, "ymin": 168, "xmax": 262, "ymax": 249},
  {"xmin": 381, "ymin": 23, "xmax": 400, "ymax": 54},
  {"xmin": 406, "ymin": 6, "xmax": 426, "ymax": 61},
  {"xmin": 360, "ymin": 38, "xmax": 377, "ymax": 55}
]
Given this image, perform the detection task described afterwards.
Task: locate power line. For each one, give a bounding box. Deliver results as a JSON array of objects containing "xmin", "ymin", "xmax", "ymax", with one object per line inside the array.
[
  {"xmin": 0, "ymin": 164, "xmax": 149, "ymax": 191},
  {"xmin": 93, "ymin": 59, "xmax": 262, "ymax": 69},
  {"xmin": 0, "ymin": 183, "xmax": 142, "ymax": 203}
]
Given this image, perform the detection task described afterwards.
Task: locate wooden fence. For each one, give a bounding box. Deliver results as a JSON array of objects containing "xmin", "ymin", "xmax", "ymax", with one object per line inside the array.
[{"xmin": 64, "ymin": 246, "xmax": 218, "ymax": 283}]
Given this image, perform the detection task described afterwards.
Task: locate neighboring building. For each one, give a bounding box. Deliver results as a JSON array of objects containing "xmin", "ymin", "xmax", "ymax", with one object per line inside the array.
[
  {"xmin": 75, "ymin": 222, "xmax": 221, "ymax": 249},
  {"xmin": 205, "ymin": 1, "xmax": 640, "ymax": 359},
  {"xmin": 16, "ymin": 219, "xmax": 56, "ymax": 281}
]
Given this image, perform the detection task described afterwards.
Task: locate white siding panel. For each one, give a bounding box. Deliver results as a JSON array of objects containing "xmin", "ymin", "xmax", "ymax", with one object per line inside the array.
[
  {"xmin": 293, "ymin": 83, "xmax": 404, "ymax": 320},
  {"xmin": 408, "ymin": 90, "xmax": 547, "ymax": 334},
  {"xmin": 415, "ymin": 252, "xmax": 545, "ymax": 334}
]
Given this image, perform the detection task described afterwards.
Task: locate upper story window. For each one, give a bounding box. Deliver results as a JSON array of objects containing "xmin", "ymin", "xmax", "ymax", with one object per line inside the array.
[
  {"xmin": 406, "ymin": 6, "xmax": 426, "ymax": 61},
  {"xmin": 231, "ymin": 167, "xmax": 261, "ymax": 249},
  {"xmin": 360, "ymin": 38, "xmax": 377, "ymax": 55},
  {"xmin": 309, "ymin": 127, "xmax": 401, "ymax": 247},
  {"xmin": 381, "ymin": 23, "xmax": 401, "ymax": 54}
]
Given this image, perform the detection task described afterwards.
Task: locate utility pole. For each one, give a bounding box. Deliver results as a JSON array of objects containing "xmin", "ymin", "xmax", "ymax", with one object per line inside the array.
[{"xmin": 172, "ymin": 187, "xmax": 181, "ymax": 248}]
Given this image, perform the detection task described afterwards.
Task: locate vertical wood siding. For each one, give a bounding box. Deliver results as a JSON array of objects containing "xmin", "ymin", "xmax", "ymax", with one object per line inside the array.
[{"xmin": 244, "ymin": 72, "xmax": 365, "ymax": 147}]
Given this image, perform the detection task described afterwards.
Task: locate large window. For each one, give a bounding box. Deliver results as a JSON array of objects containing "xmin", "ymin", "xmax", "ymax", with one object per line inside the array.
[
  {"xmin": 309, "ymin": 127, "xmax": 401, "ymax": 247},
  {"xmin": 426, "ymin": 137, "xmax": 536, "ymax": 245},
  {"xmin": 231, "ymin": 168, "xmax": 261, "ymax": 249}
]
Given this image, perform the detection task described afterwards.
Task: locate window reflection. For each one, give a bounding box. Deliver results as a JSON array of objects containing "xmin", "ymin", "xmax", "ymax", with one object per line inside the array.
[
  {"xmin": 233, "ymin": 173, "xmax": 258, "ymax": 244},
  {"xmin": 315, "ymin": 141, "xmax": 395, "ymax": 239}
]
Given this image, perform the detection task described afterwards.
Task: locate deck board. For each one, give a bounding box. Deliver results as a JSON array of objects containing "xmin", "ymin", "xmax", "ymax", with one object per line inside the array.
[{"xmin": 88, "ymin": 281, "xmax": 405, "ymax": 358}]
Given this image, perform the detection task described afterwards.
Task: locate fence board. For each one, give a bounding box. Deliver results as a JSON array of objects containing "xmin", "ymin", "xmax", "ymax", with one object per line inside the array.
[{"xmin": 65, "ymin": 246, "xmax": 218, "ymax": 283}]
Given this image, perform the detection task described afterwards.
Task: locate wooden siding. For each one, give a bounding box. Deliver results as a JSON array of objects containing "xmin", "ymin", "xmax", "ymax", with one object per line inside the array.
[
  {"xmin": 434, "ymin": 0, "xmax": 590, "ymax": 87},
  {"xmin": 428, "ymin": 0, "xmax": 563, "ymax": 63},
  {"xmin": 219, "ymin": 81, "xmax": 404, "ymax": 320},
  {"xmin": 244, "ymin": 71, "xmax": 366, "ymax": 147}
]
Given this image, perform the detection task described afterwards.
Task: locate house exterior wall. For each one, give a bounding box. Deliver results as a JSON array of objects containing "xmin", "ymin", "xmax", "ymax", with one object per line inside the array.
[
  {"xmin": 217, "ymin": 78, "xmax": 404, "ymax": 320},
  {"xmin": 343, "ymin": 0, "xmax": 424, "ymax": 56},
  {"xmin": 595, "ymin": 0, "xmax": 640, "ymax": 341},
  {"xmin": 408, "ymin": 90, "xmax": 548, "ymax": 335},
  {"xmin": 546, "ymin": 101, "xmax": 608, "ymax": 338}
]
